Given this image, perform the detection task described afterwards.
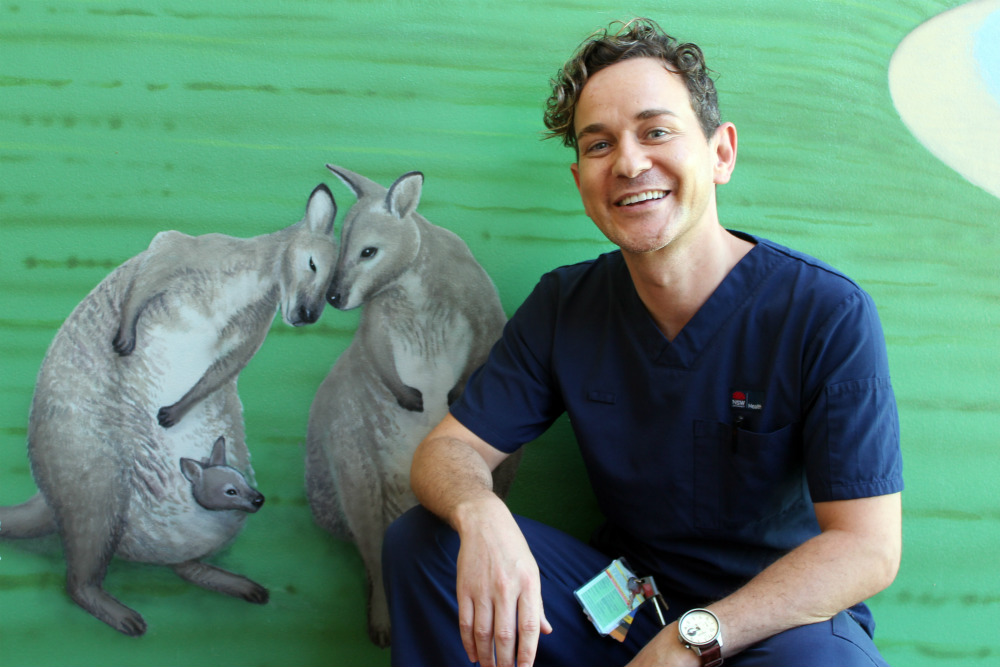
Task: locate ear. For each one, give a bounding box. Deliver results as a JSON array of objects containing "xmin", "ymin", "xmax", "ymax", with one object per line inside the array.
[
  {"xmin": 570, "ymin": 162, "xmax": 594, "ymax": 219},
  {"xmin": 326, "ymin": 164, "xmax": 382, "ymax": 199},
  {"xmin": 570, "ymin": 162, "xmax": 582, "ymax": 193},
  {"xmin": 712, "ymin": 122, "xmax": 738, "ymax": 185},
  {"xmin": 386, "ymin": 172, "xmax": 424, "ymax": 219},
  {"xmin": 306, "ymin": 184, "xmax": 336, "ymax": 235},
  {"xmin": 209, "ymin": 436, "xmax": 228, "ymax": 467},
  {"xmin": 180, "ymin": 458, "xmax": 203, "ymax": 483}
]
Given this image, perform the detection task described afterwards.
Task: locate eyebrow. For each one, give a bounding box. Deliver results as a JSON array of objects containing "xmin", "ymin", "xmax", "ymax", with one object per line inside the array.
[{"xmin": 575, "ymin": 108, "xmax": 679, "ymax": 142}]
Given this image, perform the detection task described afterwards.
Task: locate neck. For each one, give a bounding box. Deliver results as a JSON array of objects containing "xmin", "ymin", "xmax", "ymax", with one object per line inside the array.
[
  {"xmin": 252, "ymin": 225, "xmax": 295, "ymax": 278},
  {"xmin": 623, "ymin": 225, "xmax": 753, "ymax": 341}
]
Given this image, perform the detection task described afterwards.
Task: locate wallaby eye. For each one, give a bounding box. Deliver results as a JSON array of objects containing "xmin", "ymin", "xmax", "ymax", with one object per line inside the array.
[
  {"xmin": 225, "ymin": 488, "xmax": 238, "ymax": 496},
  {"xmin": 360, "ymin": 247, "xmax": 377, "ymax": 259},
  {"xmin": 308, "ymin": 257, "xmax": 317, "ymax": 272}
]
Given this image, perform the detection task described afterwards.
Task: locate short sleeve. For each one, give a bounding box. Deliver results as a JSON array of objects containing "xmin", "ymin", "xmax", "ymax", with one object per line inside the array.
[
  {"xmin": 803, "ymin": 290, "xmax": 904, "ymax": 502},
  {"xmin": 450, "ymin": 273, "xmax": 567, "ymax": 452}
]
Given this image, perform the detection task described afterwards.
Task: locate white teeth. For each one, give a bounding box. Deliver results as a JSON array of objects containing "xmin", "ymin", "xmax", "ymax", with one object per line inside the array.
[{"xmin": 618, "ymin": 190, "xmax": 667, "ymax": 206}]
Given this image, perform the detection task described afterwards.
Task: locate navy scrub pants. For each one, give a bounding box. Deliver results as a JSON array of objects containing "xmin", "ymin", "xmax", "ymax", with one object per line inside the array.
[{"xmin": 383, "ymin": 505, "xmax": 890, "ymax": 667}]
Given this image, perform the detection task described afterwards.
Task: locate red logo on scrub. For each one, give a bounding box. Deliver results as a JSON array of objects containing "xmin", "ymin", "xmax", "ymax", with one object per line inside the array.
[{"xmin": 730, "ymin": 389, "xmax": 763, "ymax": 411}]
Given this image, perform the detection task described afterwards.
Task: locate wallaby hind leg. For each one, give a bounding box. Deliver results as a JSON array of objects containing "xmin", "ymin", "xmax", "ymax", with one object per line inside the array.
[
  {"xmin": 60, "ymin": 504, "xmax": 146, "ymax": 636},
  {"xmin": 0, "ymin": 493, "xmax": 57, "ymax": 538},
  {"xmin": 337, "ymin": 459, "xmax": 391, "ymax": 647},
  {"xmin": 304, "ymin": 433, "xmax": 352, "ymax": 539},
  {"xmin": 171, "ymin": 560, "xmax": 269, "ymax": 604}
]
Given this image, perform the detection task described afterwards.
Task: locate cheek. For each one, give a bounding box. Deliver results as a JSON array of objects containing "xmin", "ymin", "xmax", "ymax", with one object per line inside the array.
[
  {"xmin": 574, "ymin": 171, "xmax": 600, "ymax": 211},
  {"xmin": 667, "ymin": 145, "xmax": 693, "ymax": 170}
]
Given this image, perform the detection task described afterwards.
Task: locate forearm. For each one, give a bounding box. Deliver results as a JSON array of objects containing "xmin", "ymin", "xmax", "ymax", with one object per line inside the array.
[
  {"xmin": 709, "ymin": 515, "xmax": 900, "ymax": 656},
  {"xmin": 631, "ymin": 493, "xmax": 901, "ymax": 666},
  {"xmin": 411, "ymin": 429, "xmax": 500, "ymax": 527},
  {"xmin": 409, "ymin": 414, "xmax": 550, "ymax": 667}
]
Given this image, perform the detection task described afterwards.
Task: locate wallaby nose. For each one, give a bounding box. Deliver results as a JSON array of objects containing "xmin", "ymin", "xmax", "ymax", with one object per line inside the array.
[
  {"xmin": 297, "ymin": 305, "xmax": 319, "ymax": 324},
  {"xmin": 327, "ymin": 291, "xmax": 341, "ymax": 307},
  {"xmin": 253, "ymin": 494, "xmax": 265, "ymax": 508}
]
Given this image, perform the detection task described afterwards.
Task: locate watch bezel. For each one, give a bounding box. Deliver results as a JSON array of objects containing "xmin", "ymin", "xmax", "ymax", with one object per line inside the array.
[{"xmin": 678, "ymin": 608, "xmax": 721, "ymax": 648}]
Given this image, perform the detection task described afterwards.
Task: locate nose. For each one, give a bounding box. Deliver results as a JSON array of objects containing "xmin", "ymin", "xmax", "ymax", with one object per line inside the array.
[
  {"xmin": 253, "ymin": 494, "xmax": 265, "ymax": 508},
  {"xmin": 327, "ymin": 291, "xmax": 341, "ymax": 307},
  {"xmin": 297, "ymin": 304, "xmax": 319, "ymax": 324},
  {"xmin": 613, "ymin": 136, "xmax": 651, "ymax": 179}
]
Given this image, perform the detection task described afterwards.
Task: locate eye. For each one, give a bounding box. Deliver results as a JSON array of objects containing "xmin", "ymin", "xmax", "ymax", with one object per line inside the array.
[
  {"xmin": 225, "ymin": 488, "xmax": 238, "ymax": 496},
  {"xmin": 308, "ymin": 257, "xmax": 317, "ymax": 272},
  {"xmin": 584, "ymin": 140, "xmax": 610, "ymax": 155},
  {"xmin": 647, "ymin": 128, "xmax": 671, "ymax": 140},
  {"xmin": 360, "ymin": 247, "xmax": 378, "ymax": 259}
]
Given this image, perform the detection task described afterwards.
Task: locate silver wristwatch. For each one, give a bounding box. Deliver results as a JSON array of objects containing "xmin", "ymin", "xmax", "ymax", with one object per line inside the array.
[{"xmin": 678, "ymin": 608, "xmax": 724, "ymax": 667}]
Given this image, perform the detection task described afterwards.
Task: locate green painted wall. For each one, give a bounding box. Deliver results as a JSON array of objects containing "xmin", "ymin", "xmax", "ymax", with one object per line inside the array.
[{"xmin": 1, "ymin": 0, "xmax": 997, "ymax": 664}]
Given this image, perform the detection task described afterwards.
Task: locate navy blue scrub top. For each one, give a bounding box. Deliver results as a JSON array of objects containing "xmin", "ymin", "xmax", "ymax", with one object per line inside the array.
[{"xmin": 451, "ymin": 232, "xmax": 903, "ymax": 602}]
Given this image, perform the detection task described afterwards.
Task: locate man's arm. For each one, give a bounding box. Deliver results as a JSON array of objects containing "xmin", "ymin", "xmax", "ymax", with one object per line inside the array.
[
  {"xmin": 629, "ymin": 492, "xmax": 902, "ymax": 666},
  {"xmin": 410, "ymin": 413, "xmax": 553, "ymax": 667}
]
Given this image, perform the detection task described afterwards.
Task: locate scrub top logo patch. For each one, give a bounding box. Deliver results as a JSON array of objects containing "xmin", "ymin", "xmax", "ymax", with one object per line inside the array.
[{"xmin": 731, "ymin": 390, "xmax": 764, "ymax": 411}]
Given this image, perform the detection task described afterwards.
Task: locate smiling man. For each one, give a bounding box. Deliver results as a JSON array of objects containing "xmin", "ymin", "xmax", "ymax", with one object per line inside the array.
[{"xmin": 383, "ymin": 19, "xmax": 903, "ymax": 667}]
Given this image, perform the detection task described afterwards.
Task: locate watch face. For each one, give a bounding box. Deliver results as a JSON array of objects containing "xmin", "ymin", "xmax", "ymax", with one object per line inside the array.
[{"xmin": 680, "ymin": 610, "xmax": 719, "ymax": 645}]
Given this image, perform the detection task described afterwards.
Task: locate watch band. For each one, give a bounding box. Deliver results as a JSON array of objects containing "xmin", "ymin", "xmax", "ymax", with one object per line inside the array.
[
  {"xmin": 695, "ymin": 643, "xmax": 723, "ymax": 667},
  {"xmin": 678, "ymin": 608, "xmax": 724, "ymax": 667}
]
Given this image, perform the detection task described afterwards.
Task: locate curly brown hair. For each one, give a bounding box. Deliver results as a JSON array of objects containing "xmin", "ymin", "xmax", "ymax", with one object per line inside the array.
[{"xmin": 543, "ymin": 18, "xmax": 721, "ymax": 151}]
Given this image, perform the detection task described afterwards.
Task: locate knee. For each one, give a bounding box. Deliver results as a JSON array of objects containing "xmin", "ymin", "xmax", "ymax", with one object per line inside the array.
[
  {"xmin": 382, "ymin": 505, "xmax": 455, "ymax": 576},
  {"xmin": 738, "ymin": 610, "xmax": 887, "ymax": 667},
  {"xmin": 384, "ymin": 505, "xmax": 442, "ymax": 551}
]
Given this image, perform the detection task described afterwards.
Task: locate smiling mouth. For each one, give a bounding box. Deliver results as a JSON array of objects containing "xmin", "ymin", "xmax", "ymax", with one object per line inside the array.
[{"xmin": 616, "ymin": 190, "xmax": 669, "ymax": 207}]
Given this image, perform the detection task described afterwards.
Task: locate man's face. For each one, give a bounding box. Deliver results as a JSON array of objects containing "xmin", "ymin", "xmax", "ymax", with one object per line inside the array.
[{"xmin": 570, "ymin": 57, "xmax": 733, "ymax": 256}]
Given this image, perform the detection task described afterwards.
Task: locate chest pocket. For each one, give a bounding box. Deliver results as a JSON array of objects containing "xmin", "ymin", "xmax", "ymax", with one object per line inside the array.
[{"xmin": 692, "ymin": 420, "xmax": 808, "ymax": 531}]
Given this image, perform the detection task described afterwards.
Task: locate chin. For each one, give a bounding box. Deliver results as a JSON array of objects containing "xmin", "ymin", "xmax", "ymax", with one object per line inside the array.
[{"xmin": 609, "ymin": 231, "xmax": 675, "ymax": 255}]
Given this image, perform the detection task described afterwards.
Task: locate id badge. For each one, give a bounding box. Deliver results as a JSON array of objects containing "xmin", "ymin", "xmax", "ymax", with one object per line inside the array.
[{"xmin": 573, "ymin": 559, "xmax": 668, "ymax": 642}]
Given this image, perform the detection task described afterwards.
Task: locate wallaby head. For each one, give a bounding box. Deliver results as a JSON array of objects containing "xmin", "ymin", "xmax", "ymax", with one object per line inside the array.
[
  {"xmin": 324, "ymin": 164, "xmax": 423, "ymax": 311},
  {"xmin": 180, "ymin": 437, "xmax": 265, "ymax": 513},
  {"xmin": 279, "ymin": 183, "xmax": 339, "ymax": 326}
]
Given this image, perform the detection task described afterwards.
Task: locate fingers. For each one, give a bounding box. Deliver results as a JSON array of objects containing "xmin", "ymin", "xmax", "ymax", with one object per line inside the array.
[
  {"xmin": 459, "ymin": 588, "xmax": 552, "ymax": 667},
  {"xmin": 458, "ymin": 594, "xmax": 481, "ymax": 664},
  {"xmin": 514, "ymin": 594, "xmax": 550, "ymax": 667},
  {"xmin": 492, "ymin": 596, "xmax": 518, "ymax": 667},
  {"xmin": 460, "ymin": 592, "xmax": 513, "ymax": 667}
]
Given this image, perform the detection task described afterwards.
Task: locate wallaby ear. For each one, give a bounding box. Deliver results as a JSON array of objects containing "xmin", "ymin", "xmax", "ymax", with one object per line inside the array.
[
  {"xmin": 386, "ymin": 171, "xmax": 423, "ymax": 219},
  {"xmin": 306, "ymin": 184, "xmax": 336, "ymax": 235},
  {"xmin": 326, "ymin": 164, "xmax": 381, "ymax": 199},
  {"xmin": 208, "ymin": 436, "xmax": 228, "ymax": 466},
  {"xmin": 180, "ymin": 458, "xmax": 203, "ymax": 484}
]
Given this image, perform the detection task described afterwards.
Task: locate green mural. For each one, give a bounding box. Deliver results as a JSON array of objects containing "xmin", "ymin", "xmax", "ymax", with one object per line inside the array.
[{"xmin": 1, "ymin": 0, "xmax": 997, "ymax": 665}]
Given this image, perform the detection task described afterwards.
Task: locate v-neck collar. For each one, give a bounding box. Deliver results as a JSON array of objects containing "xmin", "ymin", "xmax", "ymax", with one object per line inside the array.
[{"xmin": 619, "ymin": 232, "xmax": 782, "ymax": 369}]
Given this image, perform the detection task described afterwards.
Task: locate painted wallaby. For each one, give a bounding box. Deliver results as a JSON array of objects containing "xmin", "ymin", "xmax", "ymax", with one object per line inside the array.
[
  {"xmin": 0, "ymin": 184, "xmax": 337, "ymax": 637},
  {"xmin": 305, "ymin": 165, "xmax": 521, "ymax": 647},
  {"xmin": 181, "ymin": 436, "xmax": 265, "ymax": 513},
  {"xmin": 114, "ymin": 184, "xmax": 338, "ymax": 428}
]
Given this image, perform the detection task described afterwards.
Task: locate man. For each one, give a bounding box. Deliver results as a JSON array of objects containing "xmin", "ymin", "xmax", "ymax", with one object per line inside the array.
[{"xmin": 383, "ymin": 18, "xmax": 903, "ymax": 667}]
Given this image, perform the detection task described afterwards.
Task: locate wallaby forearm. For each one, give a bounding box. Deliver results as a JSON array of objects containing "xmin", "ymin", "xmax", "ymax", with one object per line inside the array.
[
  {"xmin": 158, "ymin": 327, "xmax": 268, "ymax": 427},
  {"xmin": 359, "ymin": 315, "xmax": 424, "ymax": 412}
]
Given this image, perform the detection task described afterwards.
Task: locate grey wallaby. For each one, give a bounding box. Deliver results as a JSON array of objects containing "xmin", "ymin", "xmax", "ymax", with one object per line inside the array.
[
  {"xmin": 0, "ymin": 184, "xmax": 338, "ymax": 637},
  {"xmin": 181, "ymin": 436, "xmax": 265, "ymax": 513},
  {"xmin": 305, "ymin": 165, "xmax": 521, "ymax": 647}
]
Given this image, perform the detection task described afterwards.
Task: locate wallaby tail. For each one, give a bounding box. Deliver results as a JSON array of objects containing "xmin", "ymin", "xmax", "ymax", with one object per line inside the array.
[{"xmin": 0, "ymin": 493, "xmax": 57, "ymax": 539}]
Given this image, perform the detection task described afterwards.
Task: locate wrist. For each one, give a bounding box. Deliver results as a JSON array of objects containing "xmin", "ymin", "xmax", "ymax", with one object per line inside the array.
[
  {"xmin": 451, "ymin": 492, "xmax": 510, "ymax": 535},
  {"xmin": 677, "ymin": 608, "xmax": 724, "ymax": 667}
]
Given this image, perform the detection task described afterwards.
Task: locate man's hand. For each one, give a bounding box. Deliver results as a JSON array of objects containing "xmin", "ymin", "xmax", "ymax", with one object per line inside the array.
[
  {"xmin": 411, "ymin": 414, "xmax": 554, "ymax": 667},
  {"xmin": 454, "ymin": 497, "xmax": 553, "ymax": 667}
]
